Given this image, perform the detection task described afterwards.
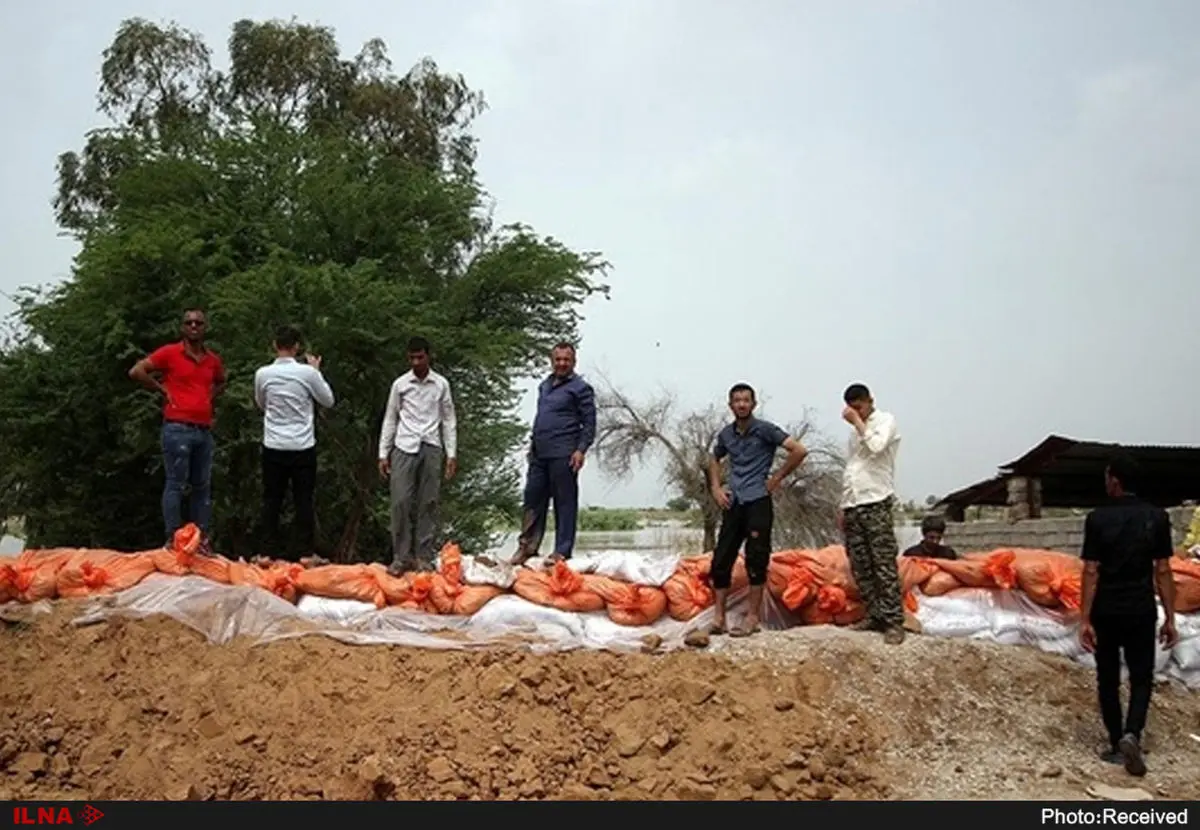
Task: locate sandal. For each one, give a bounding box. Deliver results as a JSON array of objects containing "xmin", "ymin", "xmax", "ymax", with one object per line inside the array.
[
  {"xmin": 709, "ymin": 622, "xmax": 727, "ymax": 636},
  {"xmin": 730, "ymin": 622, "xmax": 761, "ymax": 638}
]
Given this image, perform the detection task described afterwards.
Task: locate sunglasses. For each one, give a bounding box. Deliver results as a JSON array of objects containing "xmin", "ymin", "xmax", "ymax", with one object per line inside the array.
[{"xmin": 183, "ymin": 320, "xmax": 206, "ymax": 327}]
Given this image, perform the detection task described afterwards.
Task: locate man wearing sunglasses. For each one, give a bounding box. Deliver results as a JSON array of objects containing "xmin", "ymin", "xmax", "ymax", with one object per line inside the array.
[{"xmin": 129, "ymin": 308, "xmax": 226, "ymax": 552}]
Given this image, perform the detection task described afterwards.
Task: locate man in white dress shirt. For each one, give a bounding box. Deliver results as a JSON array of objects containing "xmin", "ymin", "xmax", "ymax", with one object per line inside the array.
[
  {"xmin": 253, "ymin": 325, "xmax": 335, "ymax": 562},
  {"xmin": 378, "ymin": 336, "xmax": 458, "ymax": 575},
  {"xmin": 838, "ymin": 382, "xmax": 906, "ymax": 645}
]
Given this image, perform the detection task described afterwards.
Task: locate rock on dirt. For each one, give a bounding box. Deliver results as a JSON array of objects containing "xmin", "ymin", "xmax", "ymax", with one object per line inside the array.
[{"xmin": 3, "ymin": 605, "xmax": 1200, "ymax": 801}]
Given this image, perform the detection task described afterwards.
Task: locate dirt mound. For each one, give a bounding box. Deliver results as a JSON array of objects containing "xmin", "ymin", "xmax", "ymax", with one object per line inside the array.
[
  {"xmin": 0, "ymin": 606, "xmax": 886, "ymax": 801},
  {"xmin": 2, "ymin": 605, "xmax": 1200, "ymax": 801}
]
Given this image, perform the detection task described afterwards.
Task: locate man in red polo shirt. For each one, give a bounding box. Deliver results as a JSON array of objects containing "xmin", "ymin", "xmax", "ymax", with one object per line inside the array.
[{"xmin": 129, "ymin": 308, "xmax": 226, "ymax": 549}]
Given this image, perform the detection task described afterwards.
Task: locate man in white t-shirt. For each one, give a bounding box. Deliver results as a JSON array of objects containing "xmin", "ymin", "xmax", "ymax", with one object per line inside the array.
[
  {"xmin": 253, "ymin": 325, "xmax": 335, "ymax": 563},
  {"xmin": 378, "ymin": 336, "xmax": 458, "ymax": 575},
  {"xmin": 837, "ymin": 382, "xmax": 905, "ymax": 645}
]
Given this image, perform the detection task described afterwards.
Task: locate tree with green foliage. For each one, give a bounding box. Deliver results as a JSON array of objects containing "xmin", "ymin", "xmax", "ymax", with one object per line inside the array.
[{"xmin": 0, "ymin": 18, "xmax": 608, "ymax": 560}]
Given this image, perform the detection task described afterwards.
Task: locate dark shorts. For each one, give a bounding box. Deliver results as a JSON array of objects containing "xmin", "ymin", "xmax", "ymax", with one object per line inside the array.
[{"xmin": 711, "ymin": 496, "xmax": 773, "ymax": 589}]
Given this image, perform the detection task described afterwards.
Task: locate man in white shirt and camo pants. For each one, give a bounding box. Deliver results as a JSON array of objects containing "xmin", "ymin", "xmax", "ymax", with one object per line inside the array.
[
  {"xmin": 378, "ymin": 337, "xmax": 458, "ymax": 576},
  {"xmin": 838, "ymin": 382, "xmax": 906, "ymax": 645}
]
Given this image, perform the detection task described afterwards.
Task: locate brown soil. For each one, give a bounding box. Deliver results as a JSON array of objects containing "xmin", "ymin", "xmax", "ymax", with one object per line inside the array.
[{"xmin": 2, "ymin": 605, "xmax": 1199, "ymax": 801}]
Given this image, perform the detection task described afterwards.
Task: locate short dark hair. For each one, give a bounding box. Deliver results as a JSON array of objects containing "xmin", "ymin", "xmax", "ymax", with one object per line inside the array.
[
  {"xmin": 843, "ymin": 383, "xmax": 871, "ymax": 404},
  {"xmin": 921, "ymin": 514, "xmax": 947, "ymax": 535},
  {"xmin": 728, "ymin": 382, "xmax": 756, "ymax": 402},
  {"xmin": 552, "ymin": 341, "xmax": 576, "ymax": 354},
  {"xmin": 274, "ymin": 325, "xmax": 301, "ymax": 350},
  {"xmin": 182, "ymin": 307, "xmax": 206, "ymax": 320},
  {"xmin": 1106, "ymin": 451, "xmax": 1141, "ymax": 490},
  {"xmin": 407, "ymin": 336, "xmax": 430, "ymax": 354}
]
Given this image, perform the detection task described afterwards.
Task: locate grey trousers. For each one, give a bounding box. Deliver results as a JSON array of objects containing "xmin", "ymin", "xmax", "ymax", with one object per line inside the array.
[{"xmin": 389, "ymin": 443, "xmax": 443, "ymax": 569}]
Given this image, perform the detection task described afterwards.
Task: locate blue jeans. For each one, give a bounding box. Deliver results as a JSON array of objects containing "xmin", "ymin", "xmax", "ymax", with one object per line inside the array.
[{"xmin": 161, "ymin": 421, "xmax": 214, "ymax": 542}]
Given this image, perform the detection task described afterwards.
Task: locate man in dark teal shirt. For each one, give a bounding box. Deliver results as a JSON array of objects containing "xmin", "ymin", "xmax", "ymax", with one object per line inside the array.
[{"xmin": 708, "ymin": 382, "xmax": 809, "ymax": 637}]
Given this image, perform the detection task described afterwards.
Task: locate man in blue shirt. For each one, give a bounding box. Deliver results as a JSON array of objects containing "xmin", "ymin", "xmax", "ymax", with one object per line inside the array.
[
  {"xmin": 514, "ymin": 342, "xmax": 597, "ymax": 564},
  {"xmin": 708, "ymin": 382, "xmax": 810, "ymax": 637}
]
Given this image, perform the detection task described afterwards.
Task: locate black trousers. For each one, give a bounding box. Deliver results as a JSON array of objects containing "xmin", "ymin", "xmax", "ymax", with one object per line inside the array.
[
  {"xmin": 1092, "ymin": 610, "xmax": 1157, "ymax": 748},
  {"xmin": 712, "ymin": 496, "xmax": 773, "ymax": 590},
  {"xmin": 260, "ymin": 446, "xmax": 317, "ymax": 561}
]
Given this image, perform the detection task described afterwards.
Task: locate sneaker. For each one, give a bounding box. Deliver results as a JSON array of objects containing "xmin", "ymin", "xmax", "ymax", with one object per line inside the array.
[
  {"xmin": 1118, "ymin": 733, "xmax": 1147, "ymax": 777},
  {"xmin": 883, "ymin": 626, "xmax": 906, "ymax": 646},
  {"xmin": 1099, "ymin": 747, "xmax": 1123, "ymax": 765}
]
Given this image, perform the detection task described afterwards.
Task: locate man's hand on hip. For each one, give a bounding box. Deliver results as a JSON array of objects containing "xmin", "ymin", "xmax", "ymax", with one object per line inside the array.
[{"xmin": 570, "ymin": 451, "xmax": 585, "ymax": 473}]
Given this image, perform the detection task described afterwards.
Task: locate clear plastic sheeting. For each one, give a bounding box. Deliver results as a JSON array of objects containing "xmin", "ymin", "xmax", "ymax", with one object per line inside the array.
[
  {"xmin": 913, "ymin": 588, "xmax": 1200, "ymax": 688},
  {"xmin": 70, "ymin": 573, "xmax": 738, "ymax": 653},
  {"xmin": 53, "ymin": 570, "xmax": 1200, "ymax": 689}
]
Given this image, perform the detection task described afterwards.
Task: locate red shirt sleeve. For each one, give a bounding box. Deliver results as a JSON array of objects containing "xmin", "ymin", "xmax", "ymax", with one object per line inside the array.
[{"xmin": 145, "ymin": 345, "xmax": 175, "ymax": 371}]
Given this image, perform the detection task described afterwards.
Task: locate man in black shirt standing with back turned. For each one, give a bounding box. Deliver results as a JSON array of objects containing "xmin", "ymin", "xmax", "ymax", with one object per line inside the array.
[{"xmin": 1079, "ymin": 452, "xmax": 1178, "ymax": 778}]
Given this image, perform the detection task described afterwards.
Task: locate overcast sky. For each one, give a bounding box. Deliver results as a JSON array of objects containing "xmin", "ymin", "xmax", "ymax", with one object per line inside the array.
[{"xmin": 1, "ymin": 0, "xmax": 1197, "ymax": 510}]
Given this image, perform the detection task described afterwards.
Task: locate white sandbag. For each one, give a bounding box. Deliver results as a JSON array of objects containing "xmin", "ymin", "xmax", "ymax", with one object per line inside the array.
[
  {"xmin": 459, "ymin": 555, "xmax": 517, "ymax": 589},
  {"xmin": 1175, "ymin": 613, "xmax": 1200, "ymax": 641},
  {"xmin": 1035, "ymin": 633, "xmax": 1086, "ymax": 660},
  {"xmin": 1173, "ymin": 637, "xmax": 1200, "ymax": 671},
  {"xmin": 567, "ymin": 550, "xmax": 681, "ymax": 587},
  {"xmin": 1018, "ymin": 613, "xmax": 1074, "ymax": 643},
  {"xmin": 916, "ymin": 590, "xmax": 995, "ymax": 618},
  {"xmin": 467, "ymin": 594, "xmax": 588, "ymax": 641},
  {"xmin": 295, "ymin": 594, "xmax": 378, "ymax": 623},
  {"xmin": 915, "ymin": 606, "xmax": 990, "ymax": 638},
  {"xmin": 988, "ymin": 608, "xmax": 1025, "ymax": 639},
  {"xmin": 979, "ymin": 628, "xmax": 1025, "ymax": 647}
]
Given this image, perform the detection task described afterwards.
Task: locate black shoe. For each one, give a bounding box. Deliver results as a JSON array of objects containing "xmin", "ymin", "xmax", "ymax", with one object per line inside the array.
[
  {"xmin": 1099, "ymin": 747, "xmax": 1123, "ymax": 765},
  {"xmin": 1118, "ymin": 733, "xmax": 1147, "ymax": 777}
]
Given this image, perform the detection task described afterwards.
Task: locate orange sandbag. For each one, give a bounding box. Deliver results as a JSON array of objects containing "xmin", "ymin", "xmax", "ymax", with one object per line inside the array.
[
  {"xmin": 767, "ymin": 550, "xmax": 815, "ymax": 611},
  {"xmin": 0, "ymin": 556, "xmax": 17, "ymax": 603},
  {"xmin": 187, "ymin": 553, "xmax": 233, "ymax": 584},
  {"xmin": 294, "ymin": 564, "xmax": 386, "ymax": 609},
  {"xmin": 421, "ymin": 544, "xmax": 504, "ymax": 614},
  {"xmin": 150, "ymin": 523, "xmax": 231, "ymax": 583},
  {"xmin": 799, "ymin": 583, "xmax": 865, "ymax": 626},
  {"xmin": 767, "ymin": 548, "xmax": 850, "ymax": 612},
  {"xmin": 663, "ymin": 554, "xmax": 748, "ymax": 620},
  {"xmin": 56, "ymin": 550, "xmax": 157, "ymax": 598},
  {"xmin": 2, "ymin": 549, "xmax": 76, "ymax": 603},
  {"xmin": 982, "ymin": 550, "xmax": 1018, "ymax": 589},
  {"xmin": 1009, "ymin": 549, "xmax": 1083, "ymax": 611},
  {"xmin": 512, "ymin": 560, "xmax": 606, "ymax": 613},
  {"xmin": 897, "ymin": 556, "xmax": 942, "ymax": 612},
  {"xmin": 931, "ymin": 554, "xmax": 996, "ymax": 589},
  {"xmin": 1169, "ymin": 557, "xmax": 1200, "ymax": 613},
  {"xmin": 589, "ymin": 577, "xmax": 668, "ymax": 626},
  {"xmin": 429, "ymin": 576, "xmax": 505, "ymax": 616},
  {"xmin": 227, "ymin": 561, "xmax": 303, "ymax": 603}
]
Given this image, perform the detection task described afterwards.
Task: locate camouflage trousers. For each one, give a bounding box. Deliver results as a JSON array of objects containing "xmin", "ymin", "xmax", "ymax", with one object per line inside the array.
[{"xmin": 843, "ymin": 496, "xmax": 904, "ymax": 628}]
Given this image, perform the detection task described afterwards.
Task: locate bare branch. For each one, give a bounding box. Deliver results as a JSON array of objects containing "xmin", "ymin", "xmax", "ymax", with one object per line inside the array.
[{"xmin": 593, "ymin": 378, "xmax": 847, "ymax": 551}]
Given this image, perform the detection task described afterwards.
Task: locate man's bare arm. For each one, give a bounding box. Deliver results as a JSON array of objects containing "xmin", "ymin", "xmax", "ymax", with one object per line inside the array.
[
  {"xmin": 770, "ymin": 437, "xmax": 809, "ymax": 486},
  {"xmin": 129, "ymin": 358, "xmax": 166, "ymax": 395},
  {"xmin": 1080, "ymin": 560, "xmax": 1099, "ymax": 621},
  {"xmin": 1155, "ymin": 559, "xmax": 1176, "ymax": 617}
]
